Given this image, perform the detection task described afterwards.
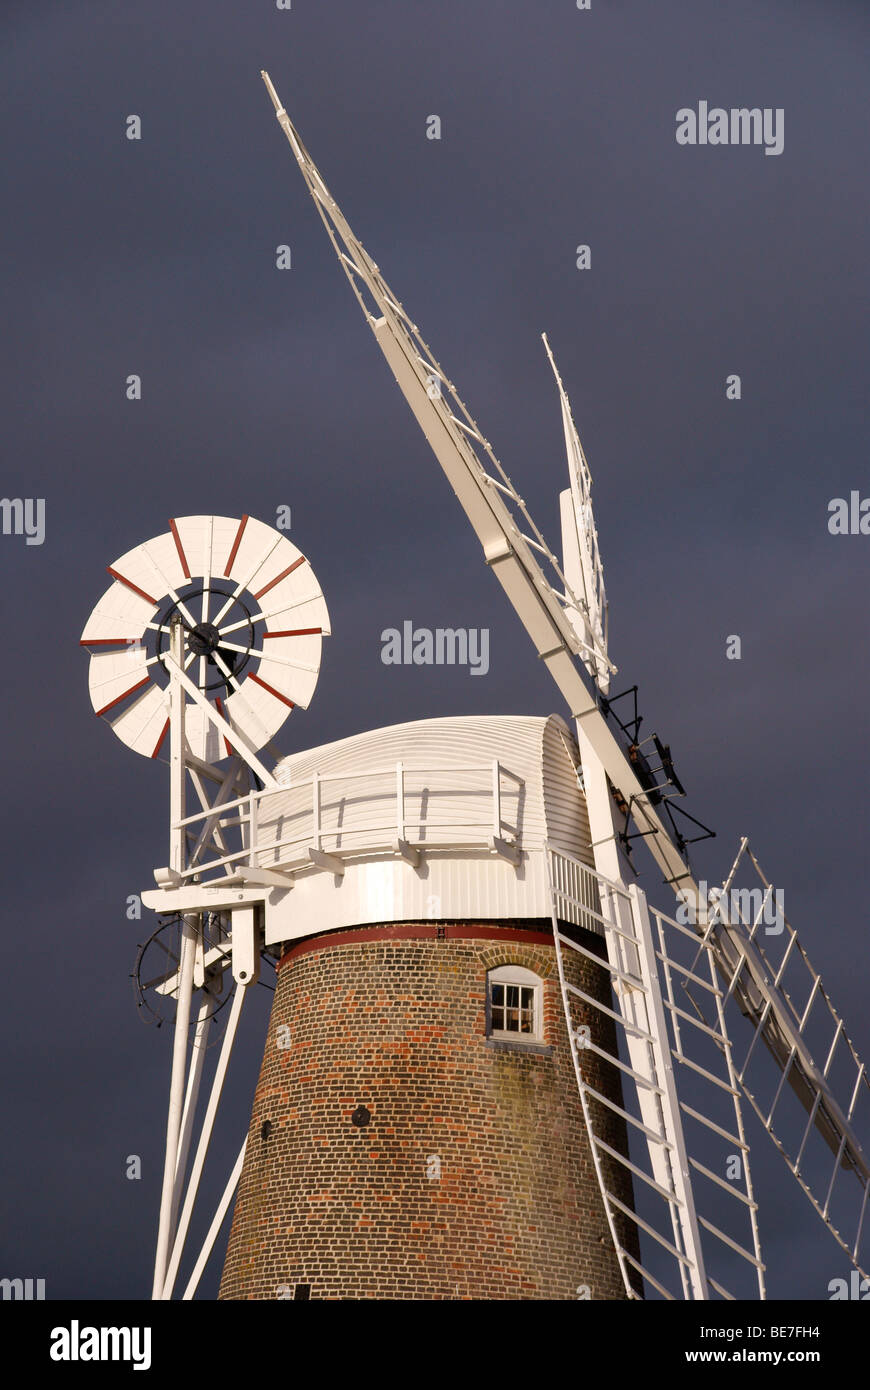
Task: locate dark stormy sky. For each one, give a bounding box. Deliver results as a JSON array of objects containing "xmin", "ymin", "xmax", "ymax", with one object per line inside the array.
[{"xmin": 1, "ymin": 0, "xmax": 868, "ymax": 1303}]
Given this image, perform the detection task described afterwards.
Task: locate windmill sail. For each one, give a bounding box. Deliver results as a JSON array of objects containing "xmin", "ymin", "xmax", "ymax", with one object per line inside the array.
[
  {"xmin": 261, "ymin": 73, "xmax": 870, "ymax": 1289},
  {"xmin": 542, "ymin": 333, "xmax": 611, "ymax": 695}
]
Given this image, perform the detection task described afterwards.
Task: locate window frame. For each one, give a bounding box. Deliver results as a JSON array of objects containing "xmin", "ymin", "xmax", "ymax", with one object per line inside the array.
[{"xmin": 486, "ymin": 964, "xmax": 544, "ymax": 1042}]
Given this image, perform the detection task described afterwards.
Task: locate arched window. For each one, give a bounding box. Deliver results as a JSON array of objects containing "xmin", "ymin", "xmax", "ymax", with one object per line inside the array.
[{"xmin": 487, "ymin": 964, "xmax": 543, "ymax": 1041}]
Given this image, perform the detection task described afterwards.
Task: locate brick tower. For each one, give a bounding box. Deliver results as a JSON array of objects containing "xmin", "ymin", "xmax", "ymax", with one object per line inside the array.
[{"xmin": 218, "ymin": 714, "xmax": 639, "ymax": 1300}]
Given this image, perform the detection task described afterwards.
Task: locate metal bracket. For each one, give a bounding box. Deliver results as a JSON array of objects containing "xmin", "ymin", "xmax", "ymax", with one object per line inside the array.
[
  {"xmin": 491, "ymin": 835, "xmax": 521, "ymax": 866},
  {"xmin": 142, "ymin": 885, "xmax": 268, "ymax": 913},
  {"xmin": 308, "ymin": 847, "xmax": 345, "ymax": 877},
  {"xmin": 394, "ymin": 838, "xmax": 421, "ymax": 868}
]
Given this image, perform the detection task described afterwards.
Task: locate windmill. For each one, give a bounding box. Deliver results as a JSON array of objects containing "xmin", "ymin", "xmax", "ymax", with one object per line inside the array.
[
  {"xmin": 245, "ymin": 71, "xmax": 868, "ymax": 1299},
  {"xmin": 80, "ymin": 77, "xmax": 870, "ymax": 1302}
]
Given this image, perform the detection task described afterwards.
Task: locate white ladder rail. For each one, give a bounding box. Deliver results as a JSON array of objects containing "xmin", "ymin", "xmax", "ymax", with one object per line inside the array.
[
  {"xmin": 549, "ymin": 901, "xmax": 643, "ymax": 1301},
  {"xmin": 701, "ymin": 842, "xmax": 870, "ymax": 1279},
  {"xmin": 652, "ymin": 902, "xmax": 766, "ymax": 1298},
  {"xmin": 548, "ymin": 847, "xmax": 709, "ymax": 1300},
  {"xmin": 550, "ymin": 845, "xmax": 769, "ymax": 1299}
]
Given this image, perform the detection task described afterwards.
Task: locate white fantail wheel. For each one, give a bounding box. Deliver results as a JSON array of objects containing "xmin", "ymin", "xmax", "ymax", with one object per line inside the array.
[{"xmin": 80, "ymin": 514, "xmax": 330, "ymax": 762}]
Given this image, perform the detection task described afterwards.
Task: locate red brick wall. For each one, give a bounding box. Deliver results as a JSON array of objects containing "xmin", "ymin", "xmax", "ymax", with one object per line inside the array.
[{"xmin": 219, "ymin": 921, "xmax": 639, "ymax": 1300}]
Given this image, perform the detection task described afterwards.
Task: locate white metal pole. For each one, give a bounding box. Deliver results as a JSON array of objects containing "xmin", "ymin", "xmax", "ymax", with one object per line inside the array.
[
  {"xmin": 629, "ymin": 883, "xmax": 709, "ymax": 1300},
  {"xmin": 171, "ymin": 996, "xmax": 213, "ymax": 1225},
  {"xmin": 152, "ymin": 622, "xmax": 197, "ymax": 1299},
  {"xmin": 152, "ymin": 912, "xmax": 197, "ymax": 1299},
  {"xmin": 169, "ymin": 616, "xmax": 186, "ymax": 877},
  {"xmin": 181, "ymin": 1137, "xmax": 248, "ymax": 1301},
  {"xmin": 160, "ymin": 980, "xmax": 247, "ymax": 1299}
]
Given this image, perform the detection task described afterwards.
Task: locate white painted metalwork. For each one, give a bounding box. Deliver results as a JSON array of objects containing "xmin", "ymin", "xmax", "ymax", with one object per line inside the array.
[
  {"xmin": 181, "ymin": 1139, "xmax": 248, "ymax": 1302},
  {"xmin": 258, "ymin": 70, "xmax": 705, "ymax": 910},
  {"xmin": 544, "ymin": 333, "xmax": 611, "ymax": 695},
  {"xmin": 160, "ymin": 981, "xmax": 248, "ymax": 1300},
  {"xmin": 179, "ymin": 758, "xmax": 525, "ymax": 879},
  {"xmin": 82, "ymin": 514, "xmax": 332, "ymax": 1299},
  {"xmin": 258, "ymin": 74, "xmax": 869, "ymax": 1295},
  {"xmin": 702, "ymin": 840, "xmax": 870, "ymax": 1279},
  {"xmin": 76, "ymin": 82, "xmax": 870, "ymax": 1302},
  {"xmin": 549, "ymin": 845, "xmax": 765, "ymax": 1300},
  {"xmin": 173, "ymin": 998, "xmax": 213, "ymax": 1209},
  {"xmin": 152, "ymin": 911, "xmax": 198, "ymax": 1299},
  {"xmin": 141, "ymin": 714, "xmax": 598, "ymax": 952},
  {"xmin": 81, "ymin": 513, "xmax": 330, "ymax": 761}
]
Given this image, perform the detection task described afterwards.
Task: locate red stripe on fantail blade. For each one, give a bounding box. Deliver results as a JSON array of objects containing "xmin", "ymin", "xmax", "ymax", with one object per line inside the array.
[
  {"xmin": 107, "ymin": 567, "xmax": 159, "ymax": 606},
  {"xmin": 248, "ymin": 672, "xmax": 296, "ymax": 709},
  {"xmin": 169, "ymin": 519, "xmax": 192, "ymax": 579},
  {"xmin": 80, "ymin": 637, "xmax": 142, "ymax": 646},
  {"xmin": 95, "ymin": 675, "xmax": 151, "ymax": 718},
  {"xmin": 262, "ymin": 627, "xmax": 322, "ymax": 638},
  {"xmin": 223, "ymin": 515, "xmax": 249, "ymax": 578},
  {"xmin": 253, "ymin": 555, "xmax": 306, "ymax": 600},
  {"xmin": 151, "ymin": 717, "xmax": 170, "ymax": 759}
]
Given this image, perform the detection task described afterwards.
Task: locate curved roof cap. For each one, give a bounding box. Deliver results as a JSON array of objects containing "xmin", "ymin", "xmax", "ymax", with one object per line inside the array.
[{"xmin": 273, "ymin": 713, "xmax": 591, "ymax": 858}]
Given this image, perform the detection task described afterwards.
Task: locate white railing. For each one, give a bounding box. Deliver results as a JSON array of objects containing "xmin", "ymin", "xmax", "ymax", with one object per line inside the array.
[{"xmin": 175, "ymin": 758, "xmax": 525, "ymax": 881}]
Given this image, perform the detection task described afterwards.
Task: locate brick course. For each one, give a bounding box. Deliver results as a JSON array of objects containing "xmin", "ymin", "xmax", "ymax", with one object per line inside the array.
[{"xmin": 219, "ymin": 921, "xmax": 639, "ymax": 1300}]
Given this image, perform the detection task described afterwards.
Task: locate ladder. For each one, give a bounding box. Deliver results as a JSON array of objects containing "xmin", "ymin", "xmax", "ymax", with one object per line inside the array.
[{"xmin": 548, "ymin": 844, "xmax": 765, "ymax": 1300}]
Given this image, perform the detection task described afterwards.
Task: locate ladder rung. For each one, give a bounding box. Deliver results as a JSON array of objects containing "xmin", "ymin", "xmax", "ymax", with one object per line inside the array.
[
  {"xmin": 822, "ymin": 1132, "xmax": 849, "ymax": 1219},
  {"xmin": 581, "ymin": 1082, "xmax": 674, "ymax": 1149},
  {"xmin": 581, "ymin": 1041, "xmax": 665, "ymax": 1096},
  {"xmin": 554, "ymin": 905, "xmax": 611, "ymax": 936},
  {"xmin": 765, "ymin": 1045, "xmax": 797, "ymax": 1129},
  {"xmin": 479, "ymin": 470, "xmax": 519, "ymax": 500},
  {"xmin": 662, "ymin": 998, "xmax": 729, "ymax": 1045},
  {"xmin": 553, "ymin": 897, "xmax": 611, "ymax": 931},
  {"xmin": 560, "ymin": 934, "xmax": 644, "ymax": 989},
  {"xmin": 656, "ymin": 951, "xmax": 723, "ymax": 998},
  {"xmin": 620, "ymin": 1248, "xmax": 677, "ymax": 1301},
  {"xmin": 605, "ymin": 1191, "xmax": 693, "ymax": 1267},
  {"xmin": 653, "ymin": 907, "xmax": 720, "ymax": 946},
  {"xmin": 672, "ymin": 1051, "xmax": 741, "ymax": 1097},
  {"xmin": 734, "ymin": 999, "xmax": 773, "ymax": 1082},
  {"xmin": 593, "ymin": 1135, "xmax": 680, "ymax": 1204},
  {"xmin": 383, "ymin": 290, "xmax": 406, "ymax": 317},
  {"xmin": 519, "ymin": 531, "xmax": 554, "ymax": 559},
  {"xmin": 338, "ymin": 250, "xmax": 366, "ymax": 278},
  {"xmin": 771, "ymin": 924, "xmax": 799, "ymax": 988},
  {"xmin": 846, "ymin": 1062, "xmax": 867, "ymax": 1125},
  {"xmin": 688, "ymin": 1156, "xmax": 758, "ymax": 1209},
  {"xmin": 565, "ymin": 981, "xmax": 654, "ymax": 1041},
  {"xmin": 678, "ymin": 1101, "xmax": 749, "ymax": 1151},
  {"xmin": 557, "ymin": 904, "xmax": 638, "ymax": 946},
  {"xmin": 697, "ymin": 1215, "xmax": 766, "ymax": 1271},
  {"xmin": 447, "ymin": 412, "xmax": 485, "ymax": 445},
  {"xmin": 707, "ymin": 1276, "xmax": 736, "ymax": 1301},
  {"xmin": 851, "ymin": 1177, "xmax": 870, "ymax": 1259}
]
